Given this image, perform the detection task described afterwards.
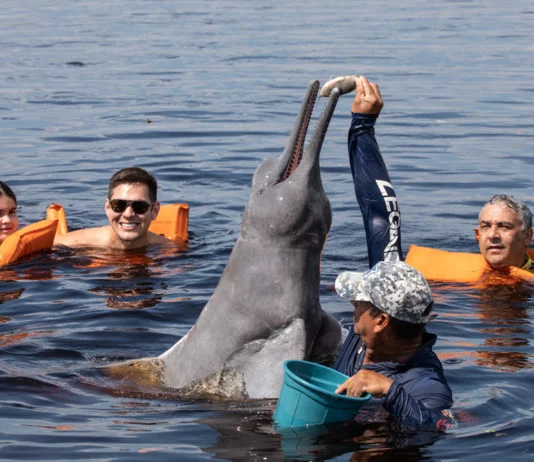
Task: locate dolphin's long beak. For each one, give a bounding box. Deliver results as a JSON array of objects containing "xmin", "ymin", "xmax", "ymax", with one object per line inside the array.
[
  {"xmin": 279, "ymin": 80, "xmax": 320, "ymax": 182},
  {"xmin": 307, "ymin": 86, "xmax": 340, "ymax": 163},
  {"xmin": 278, "ymin": 80, "xmax": 341, "ymax": 183}
]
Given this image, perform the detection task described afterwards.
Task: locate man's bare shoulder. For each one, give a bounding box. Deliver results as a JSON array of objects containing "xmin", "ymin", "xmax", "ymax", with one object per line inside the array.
[
  {"xmin": 147, "ymin": 231, "xmax": 174, "ymax": 245},
  {"xmin": 53, "ymin": 226, "xmax": 112, "ymax": 248}
]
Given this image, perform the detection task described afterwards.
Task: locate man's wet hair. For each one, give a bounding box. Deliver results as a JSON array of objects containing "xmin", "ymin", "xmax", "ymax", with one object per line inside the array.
[
  {"xmin": 108, "ymin": 167, "xmax": 158, "ymax": 203},
  {"xmin": 481, "ymin": 194, "xmax": 532, "ymax": 231},
  {"xmin": 0, "ymin": 181, "xmax": 17, "ymax": 205}
]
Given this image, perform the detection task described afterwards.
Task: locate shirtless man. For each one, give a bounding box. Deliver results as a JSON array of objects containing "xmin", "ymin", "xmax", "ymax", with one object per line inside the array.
[{"xmin": 54, "ymin": 167, "xmax": 170, "ymax": 249}]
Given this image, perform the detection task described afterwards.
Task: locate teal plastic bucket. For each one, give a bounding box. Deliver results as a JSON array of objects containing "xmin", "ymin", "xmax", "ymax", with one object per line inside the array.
[{"xmin": 273, "ymin": 360, "xmax": 371, "ymax": 428}]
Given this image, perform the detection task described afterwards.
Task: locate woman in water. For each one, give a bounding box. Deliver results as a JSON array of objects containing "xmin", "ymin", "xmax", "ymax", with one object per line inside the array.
[{"xmin": 0, "ymin": 181, "xmax": 18, "ymax": 244}]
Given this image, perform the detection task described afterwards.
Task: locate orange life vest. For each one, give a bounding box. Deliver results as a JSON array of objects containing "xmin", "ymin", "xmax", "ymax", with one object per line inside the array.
[
  {"xmin": 405, "ymin": 244, "xmax": 534, "ymax": 284},
  {"xmin": 0, "ymin": 219, "xmax": 58, "ymax": 266}
]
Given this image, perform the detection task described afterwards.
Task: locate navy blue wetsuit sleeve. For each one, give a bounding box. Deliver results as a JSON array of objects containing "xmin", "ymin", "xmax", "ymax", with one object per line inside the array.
[
  {"xmin": 334, "ymin": 113, "xmax": 403, "ymax": 373},
  {"xmin": 333, "ymin": 327, "xmax": 363, "ymax": 374},
  {"xmin": 348, "ymin": 112, "xmax": 403, "ymax": 266},
  {"xmin": 383, "ymin": 377, "xmax": 454, "ymax": 429}
]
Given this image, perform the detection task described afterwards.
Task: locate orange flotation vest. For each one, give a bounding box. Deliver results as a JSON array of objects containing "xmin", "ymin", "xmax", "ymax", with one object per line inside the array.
[
  {"xmin": 405, "ymin": 244, "xmax": 534, "ymax": 284},
  {"xmin": 46, "ymin": 202, "xmax": 68, "ymax": 235},
  {"xmin": 0, "ymin": 219, "xmax": 58, "ymax": 266},
  {"xmin": 48, "ymin": 202, "xmax": 189, "ymax": 241},
  {"xmin": 148, "ymin": 203, "xmax": 189, "ymax": 241}
]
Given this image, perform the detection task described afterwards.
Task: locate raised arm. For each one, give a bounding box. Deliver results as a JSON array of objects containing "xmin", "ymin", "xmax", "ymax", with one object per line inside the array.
[
  {"xmin": 348, "ymin": 76, "xmax": 403, "ymax": 267},
  {"xmin": 334, "ymin": 76, "xmax": 404, "ymax": 373}
]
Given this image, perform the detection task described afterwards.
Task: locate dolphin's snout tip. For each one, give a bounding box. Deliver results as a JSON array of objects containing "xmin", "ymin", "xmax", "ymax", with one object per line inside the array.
[{"xmin": 320, "ymin": 75, "xmax": 358, "ymax": 97}]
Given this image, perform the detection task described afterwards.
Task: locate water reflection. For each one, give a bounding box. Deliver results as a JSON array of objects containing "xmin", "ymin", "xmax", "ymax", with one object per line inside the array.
[
  {"xmin": 439, "ymin": 280, "xmax": 533, "ymax": 373},
  {"xmin": 197, "ymin": 404, "xmax": 445, "ymax": 462},
  {"xmin": 0, "ymin": 327, "xmax": 56, "ymax": 347},
  {"xmin": 0, "ymin": 288, "xmax": 24, "ymax": 303},
  {"xmin": 0, "ymin": 253, "xmax": 56, "ymax": 282},
  {"xmin": 90, "ymin": 262, "xmax": 165, "ymax": 310},
  {"xmin": 56, "ymin": 244, "xmax": 186, "ymax": 310},
  {"xmin": 473, "ymin": 282, "xmax": 533, "ymax": 372}
]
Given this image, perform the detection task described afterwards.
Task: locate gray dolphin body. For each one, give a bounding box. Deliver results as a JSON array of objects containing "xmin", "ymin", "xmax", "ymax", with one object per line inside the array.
[{"xmin": 110, "ymin": 81, "xmax": 343, "ymax": 399}]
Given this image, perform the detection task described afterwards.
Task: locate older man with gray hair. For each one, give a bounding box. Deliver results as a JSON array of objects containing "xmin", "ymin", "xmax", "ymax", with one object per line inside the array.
[{"xmin": 475, "ymin": 194, "xmax": 533, "ymax": 270}]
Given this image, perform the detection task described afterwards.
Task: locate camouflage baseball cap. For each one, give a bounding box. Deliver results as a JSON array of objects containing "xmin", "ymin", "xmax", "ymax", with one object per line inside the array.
[{"xmin": 335, "ymin": 261, "xmax": 434, "ymax": 324}]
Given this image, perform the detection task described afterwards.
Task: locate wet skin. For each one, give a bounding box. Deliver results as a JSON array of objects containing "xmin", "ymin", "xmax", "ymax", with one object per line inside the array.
[
  {"xmin": 0, "ymin": 196, "xmax": 18, "ymax": 244},
  {"xmin": 335, "ymin": 301, "xmax": 394, "ymax": 398},
  {"xmin": 475, "ymin": 202, "xmax": 533, "ymax": 269},
  {"xmin": 104, "ymin": 183, "xmax": 160, "ymax": 249}
]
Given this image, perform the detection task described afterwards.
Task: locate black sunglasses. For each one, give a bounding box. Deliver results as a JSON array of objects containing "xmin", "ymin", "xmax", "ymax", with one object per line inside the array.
[{"xmin": 109, "ymin": 199, "xmax": 152, "ymax": 214}]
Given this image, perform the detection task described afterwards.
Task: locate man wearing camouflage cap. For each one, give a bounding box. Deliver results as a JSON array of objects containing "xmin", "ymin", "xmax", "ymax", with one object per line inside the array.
[
  {"xmin": 333, "ymin": 260, "xmax": 452, "ymax": 427},
  {"xmin": 329, "ymin": 76, "xmax": 455, "ymax": 428}
]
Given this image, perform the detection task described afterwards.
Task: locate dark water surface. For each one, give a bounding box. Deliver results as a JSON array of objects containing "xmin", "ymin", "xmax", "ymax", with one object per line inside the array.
[{"xmin": 2, "ymin": 1, "xmax": 534, "ymax": 460}]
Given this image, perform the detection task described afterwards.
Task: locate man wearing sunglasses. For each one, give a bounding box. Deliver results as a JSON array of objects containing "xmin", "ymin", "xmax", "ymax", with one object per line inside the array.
[{"xmin": 54, "ymin": 167, "xmax": 170, "ymax": 249}]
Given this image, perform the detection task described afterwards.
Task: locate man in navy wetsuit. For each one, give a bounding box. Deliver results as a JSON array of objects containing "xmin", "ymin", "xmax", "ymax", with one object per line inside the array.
[{"xmin": 333, "ymin": 76, "xmax": 453, "ymax": 429}]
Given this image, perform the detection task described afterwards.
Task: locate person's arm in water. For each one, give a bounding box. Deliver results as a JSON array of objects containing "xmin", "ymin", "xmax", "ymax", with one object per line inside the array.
[
  {"xmin": 336, "ymin": 363, "xmax": 454, "ymax": 430},
  {"xmin": 334, "ymin": 77, "xmax": 403, "ymax": 373}
]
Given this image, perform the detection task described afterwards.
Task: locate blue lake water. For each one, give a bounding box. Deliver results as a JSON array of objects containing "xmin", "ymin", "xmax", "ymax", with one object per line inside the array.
[{"xmin": 2, "ymin": 0, "xmax": 534, "ymax": 460}]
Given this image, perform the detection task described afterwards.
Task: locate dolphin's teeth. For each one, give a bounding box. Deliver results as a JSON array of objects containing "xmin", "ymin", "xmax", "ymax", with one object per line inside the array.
[{"xmin": 281, "ymin": 85, "xmax": 317, "ymax": 182}]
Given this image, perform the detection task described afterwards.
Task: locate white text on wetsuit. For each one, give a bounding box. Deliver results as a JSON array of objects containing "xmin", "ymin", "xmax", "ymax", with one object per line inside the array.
[{"xmin": 376, "ymin": 180, "xmax": 400, "ymax": 259}]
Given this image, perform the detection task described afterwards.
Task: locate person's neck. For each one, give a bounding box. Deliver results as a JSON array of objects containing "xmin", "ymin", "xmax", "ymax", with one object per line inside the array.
[
  {"xmin": 488, "ymin": 253, "xmax": 529, "ymax": 271},
  {"xmin": 107, "ymin": 228, "xmax": 149, "ymax": 250},
  {"xmin": 364, "ymin": 334, "xmax": 423, "ymax": 365}
]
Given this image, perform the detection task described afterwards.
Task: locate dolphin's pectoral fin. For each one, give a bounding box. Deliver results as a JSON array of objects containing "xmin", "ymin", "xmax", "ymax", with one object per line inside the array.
[
  {"xmin": 159, "ymin": 320, "xmax": 307, "ymax": 401},
  {"xmin": 104, "ymin": 357, "xmax": 166, "ymax": 388},
  {"xmin": 309, "ymin": 311, "xmax": 343, "ymax": 366},
  {"xmin": 225, "ymin": 319, "xmax": 307, "ymax": 399}
]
